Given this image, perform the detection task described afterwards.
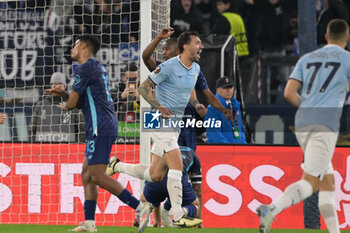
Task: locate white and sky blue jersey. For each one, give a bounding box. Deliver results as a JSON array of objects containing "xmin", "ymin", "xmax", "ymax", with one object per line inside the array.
[
  {"xmin": 149, "ymin": 55, "xmax": 200, "ymax": 117},
  {"xmin": 290, "ymin": 45, "xmax": 350, "ymax": 132}
]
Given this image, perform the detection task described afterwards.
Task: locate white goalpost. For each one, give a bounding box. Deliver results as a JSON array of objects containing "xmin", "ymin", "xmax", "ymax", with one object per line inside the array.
[
  {"xmin": 0, "ymin": 0, "xmax": 170, "ymax": 226},
  {"xmin": 139, "ymin": 0, "xmax": 171, "ymax": 184}
]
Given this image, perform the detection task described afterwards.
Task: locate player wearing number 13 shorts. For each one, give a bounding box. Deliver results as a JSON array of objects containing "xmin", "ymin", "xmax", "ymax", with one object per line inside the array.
[
  {"xmin": 256, "ymin": 19, "xmax": 350, "ymax": 233},
  {"xmin": 44, "ymin": 34, "xmax": 150, "ymax": 232}
]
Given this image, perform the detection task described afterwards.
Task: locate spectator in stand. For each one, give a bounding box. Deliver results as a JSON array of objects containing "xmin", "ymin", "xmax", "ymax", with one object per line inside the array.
[
  {"xmin": 237, "ymin": 0, "xmax": 260, "ymax": 56},
  {"xmin": 121, "ymin": 0, "xmax": 140, "ymax": 42},
  {"xmin": 193, "ymin": 0, "xmax": 216, "ymax": 34},
  {"xmin": 73, "ymin": 0, "xmax": 122, "ymax": 44},
  {"xmin": 49, "ymin": 0, "xmax": 90, "ymax": 26},
  {"xmin": 94, "ymin": 0, "xmax": 122, "ymax": 44},
  {"xmin": 0, "ymin": 113, "xmax": 6, "ymax": 124},
  {"xmin": 211, "ymin": 0, "xmax": 249, "ymax": 57},
  {"xmin": 73, "ymin": 2, "xmax": 94, "ymax": 35},
  {"xmin": 257, "ymin": 0, "xmax": 290, "ymax": 103},
  {"xmin": 111, "ymin": 63, "xmax": 140, "ymax": 122},
  {"xmin": 317, "ymin": 0, "xmax": 348, "ymax": 46},
  {"xmin": 170, "ymin": 0, "xmax": 203, "ymax": 38},
  {"xmin": 344, "ymin": 0, "xmax": 350, "ymax": 25},
  {"xmin": 284, "ymin": 0, "xmax": 298, "ymax": 51},
  {"xmin": 257, "ymin": 0, "xmax": 288, "ymax": 55},
  {"xmin": 29, "ymin": 72, "xmax": 85, "ymax": 143},
  {"xmin": 205, "ymin": 77, "xmax": 247, "ymax": 144}
]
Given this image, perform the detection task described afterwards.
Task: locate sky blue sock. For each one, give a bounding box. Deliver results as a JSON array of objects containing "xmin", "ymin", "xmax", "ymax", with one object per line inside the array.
[
  {"xmin": 117, "ymin": 189, "xmax": 140, "ymax": 210},
  {"xmin": 84, "ymin": 200, "xmax": 96, "ymax": 220},
  {"xmin": 184, "ymin": 204, "xmax": 197, "ymax": 217}
]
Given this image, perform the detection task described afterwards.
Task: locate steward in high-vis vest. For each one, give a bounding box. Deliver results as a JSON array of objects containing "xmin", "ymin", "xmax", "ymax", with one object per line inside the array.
[{"xmin": 211, "ymin": 0, "xmax": 249, "ymax": 57}]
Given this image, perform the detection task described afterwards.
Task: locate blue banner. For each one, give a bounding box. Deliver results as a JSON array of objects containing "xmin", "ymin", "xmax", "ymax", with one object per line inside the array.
[{"xmin": 0, "ymin": 9, "xmax": 54, "ymax": 88}]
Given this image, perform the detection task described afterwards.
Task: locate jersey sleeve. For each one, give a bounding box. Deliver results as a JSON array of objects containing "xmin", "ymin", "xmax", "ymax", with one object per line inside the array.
[
  {"xmin": 148, "ymin": 63, "xmax": 169, "ymax": 85},
  {"xmin": 289, "ymin": 57, "xmax": 304, "ymax": 83},
  {"xmin": 195, "ymin": 71, "xmax": 209, "ymax": 91},
  {"xmin": 189, "ymin": 152, "xmax": 202, "ymax": 184},
  {"xmin": 190, "ymin": 152, "xmax": 202, "ymax": 175},
  {"xmin": 72, "ymin": 67, "xmax": 89, "ymax": 95},
  {"xmin": 347, "ymin": 54, "xmax": 350, "ymax": 81}
]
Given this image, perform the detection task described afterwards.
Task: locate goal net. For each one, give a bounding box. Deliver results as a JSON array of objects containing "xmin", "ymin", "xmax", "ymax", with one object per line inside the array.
[{"xmin": 0, "ymin": 0, "xmax": 169, "ymax": 226}]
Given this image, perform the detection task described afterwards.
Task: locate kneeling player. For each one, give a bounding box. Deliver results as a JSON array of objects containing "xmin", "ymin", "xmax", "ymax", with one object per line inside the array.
[
  {"xmin": 136, "ymin": 171, "xmax": 201, "ymax": 232},
  {"xmin": 133, "ymin": 146, "xmax": 202, "ymax": 232}
]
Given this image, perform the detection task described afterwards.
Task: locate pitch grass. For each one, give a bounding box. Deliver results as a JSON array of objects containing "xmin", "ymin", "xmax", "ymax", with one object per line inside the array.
[{"xmin": 0, "ymin": 225, "xmax": 343, "ymax": 233}]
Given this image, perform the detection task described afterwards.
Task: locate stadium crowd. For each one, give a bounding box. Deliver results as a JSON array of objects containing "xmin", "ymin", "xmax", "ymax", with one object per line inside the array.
[
  {"xmin": 1, "ymin": 0, "xmax": 350, "ymax": 143},
  {"xmin": 3, "ymin": 0, "xmax": 350, "ymax": 52},
  {"xmin": 0, "ymin": 1, "xmax": 349, "ymax": 232},
  {"xmin": 1, "ymin": 0, "xmax": 349, "ymax": 141}
]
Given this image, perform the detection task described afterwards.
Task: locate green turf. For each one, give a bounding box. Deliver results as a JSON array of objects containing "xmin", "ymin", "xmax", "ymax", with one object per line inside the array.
[{"xmin": 0, "ymin": 225, "xmax": 344, "ymax": 233}]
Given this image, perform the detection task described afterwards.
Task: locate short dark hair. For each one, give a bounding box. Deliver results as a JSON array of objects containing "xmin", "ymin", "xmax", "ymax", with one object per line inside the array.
[
  {"xmin": 77, "ymin": 34, "xmax": 101, "ymax": 55},
  {"xmin": 165, "ymin": 38, "xmax": 179, "ymax": 50},
  {"xmin": 165, "ymin": 38, "xmax": 178, "ymax": 45},
  {"xmin": 216, "ymin": 0, "xmax": 230, "ymax": 4},
  {"xmin": 327, "ymin": 19, "xmax": 349, "ymax": 42},
  {"xmin": 177, "ymin": 31, "xmax": 198, "ymax": 53},
  {"xmin": 122, "ymin": 62, "xmax": 138, "ymax": 75}
]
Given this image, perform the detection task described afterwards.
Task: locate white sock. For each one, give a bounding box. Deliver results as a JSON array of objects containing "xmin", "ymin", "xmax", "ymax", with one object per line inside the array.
[
  {"xmin": 84, "ymin": 220, "xmax": 95, "ymax": 229},
  {"xmin": 271, "ymin": 179, "xmax": 313, "ymax": 217},
  {"xmin": 116, "ymin": 162, "xmax": 152, "ymax": 182},
  {"xmin": 167, "ymin": 169, "xmax": 183, "ymax": 221},
  {"xmin": 319, "ymin": 191, "xmax": 340, "ymax": 233}
]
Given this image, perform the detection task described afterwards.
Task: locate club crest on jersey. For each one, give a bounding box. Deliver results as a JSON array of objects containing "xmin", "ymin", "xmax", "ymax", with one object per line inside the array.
[
  {"xmin": 154, "ymin": 66, "xmax": 161, "ymax": 74},
  {"xmin": 150, "ymin": 66, "xmax": 161, "ymax": 79},
  {"xmin": 74, "ymin": 75, "xmax": 81, "ymax": 85}
]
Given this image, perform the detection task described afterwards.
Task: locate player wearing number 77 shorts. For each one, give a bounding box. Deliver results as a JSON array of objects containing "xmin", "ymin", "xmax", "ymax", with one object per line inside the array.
[{"xmin": 256, "ymin": 19, "xmax": 350, "ymax": 233}]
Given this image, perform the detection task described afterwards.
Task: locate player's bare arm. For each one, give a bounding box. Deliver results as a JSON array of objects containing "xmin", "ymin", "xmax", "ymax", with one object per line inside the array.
[
  {"xmin": 202, "ymin": 89, "xmax": 232, "ymax": 121},
  {"xmin": 284, "ymin": 79, "xmax": 301, "ymax": 107},
  {"xmin": 0, "ymin": 113, "xmax": 6, "ymax": 124},
  {"xmin": 139, "ymin": 78, "xmax": 174, "ymax": 118},
  {"xmin": 44, "ymin": 88, "xmax": 70, "ymax": 101},
  {"xmin": 139, "ymin": 78, "xmax": 160, "ymax": 109},
  {"xmin": 192, "ymin": 184, "xmax": 202, "ymax": 217},
  {"xmin": 189, "ymin": 89, "xmax": 207, "ymax": 117},
  {"xmin": 59, "ymin": 90, "xmax": 80, "ymax": 110},
  {"xmin": 142, "ymin": 27, "xmax": 174, "ymax": 71}
]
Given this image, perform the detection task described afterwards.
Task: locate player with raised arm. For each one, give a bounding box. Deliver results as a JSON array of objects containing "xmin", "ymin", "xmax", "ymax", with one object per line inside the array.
[
  {"xmin": 107, "ymin": 31, "xmax": 207, "ymax": 227},
  {"xmin": 45, "ymin": 34, "xmax": 151, "ymax": 232},
  {"xmin": 142, "ymin": 27, "xmax": 232, "ymax": 130},
  {"xmin": 256, "ymin": 19, "xmax": 350, "ymax": 233},
  {"xmin": 138, "ymin": 27, "xmax": 216, "ymax": 228}
]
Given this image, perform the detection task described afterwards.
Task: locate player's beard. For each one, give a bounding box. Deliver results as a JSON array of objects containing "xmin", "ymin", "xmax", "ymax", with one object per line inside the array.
[
  {"xmin": 193, "ymin": 53, "xmax": 200, "ymax": 63},
  {"xmin": 192, "ymin": 48, "xmax": 201, "ymax": 63}
]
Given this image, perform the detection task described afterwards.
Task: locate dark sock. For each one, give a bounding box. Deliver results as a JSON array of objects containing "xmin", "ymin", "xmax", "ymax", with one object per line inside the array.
[
  {"xmin": 164, "ymin": 199, "xmax": 171, "ymax": 211},
  {"xmin": 84, "ymin": 200, "xmax": 96, "ymax": 220},
  {"xmin": 117, "ymin": 189, "xmax": 140, "ymax": 210},
  {"xmin": 184, "ymin": 204, "xmax": 197, "ymax": 217}
]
